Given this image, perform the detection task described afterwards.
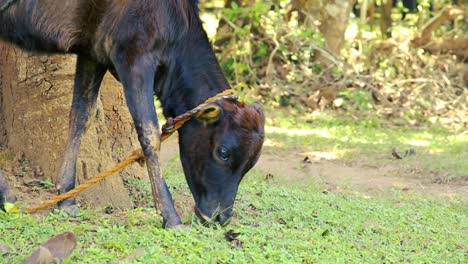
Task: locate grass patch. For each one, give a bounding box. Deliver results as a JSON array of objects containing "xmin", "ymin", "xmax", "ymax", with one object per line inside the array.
[
  {"xmin": 1, "ymin": 170, "xmax": 466, "ymax": 263},
  {"xmin": 1, "ymin": 108, "xmax": 466, "ymax": 263},
  {"xmin": 265, "ymin": 108, "xmax": 467, "ymax": 179}
]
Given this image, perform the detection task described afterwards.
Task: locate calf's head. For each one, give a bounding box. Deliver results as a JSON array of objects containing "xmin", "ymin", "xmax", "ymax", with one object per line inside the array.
[{"xmin": 178, "ymin": 100, "xmax": 264, "ymax": 225}]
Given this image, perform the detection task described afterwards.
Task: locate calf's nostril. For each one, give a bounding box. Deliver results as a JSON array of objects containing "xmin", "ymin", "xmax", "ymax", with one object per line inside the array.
[
  {"xmin": 214, "ymin": 214, "xmax": 222, "ymax": 223},
  {"xmin": 215, "ymin": 213, "xmax": 232, "ymax": 226},
  {"xmin": 195, "ymin": 206, "xmax": 232, "ymax": 226}
]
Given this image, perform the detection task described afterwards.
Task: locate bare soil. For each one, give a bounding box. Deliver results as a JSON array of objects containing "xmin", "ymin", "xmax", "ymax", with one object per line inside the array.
[
  {"xmin": 163, "ymin": 137, "xmax": 468, "ymax": 199},
  {"xmin": 258, "ymin": 148, "xmax": 468, "ymax": 198}
]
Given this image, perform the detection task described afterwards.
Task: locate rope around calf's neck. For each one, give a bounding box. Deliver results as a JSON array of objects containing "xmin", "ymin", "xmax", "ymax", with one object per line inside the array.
[
  {"xmin": 161, "ymin": 89, "xmax": 237, "ymax": 139},
  {"xmin": 24, "ymin": 89, "xmax": 236, "ymax": 214}
]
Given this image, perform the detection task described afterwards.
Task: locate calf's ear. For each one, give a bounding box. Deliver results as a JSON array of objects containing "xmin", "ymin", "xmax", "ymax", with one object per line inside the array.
[
  {"xmin": 195, "ymin": 103, "xmax": 222, "ymax": 126},
  {"xmin": 251, "ymin": 102, "xmax": 265, "ymax": 120}
]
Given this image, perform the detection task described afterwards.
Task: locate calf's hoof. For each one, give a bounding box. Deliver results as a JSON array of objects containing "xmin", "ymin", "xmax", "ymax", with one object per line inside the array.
[
  {"xmin": 7, "ymin": 194, "xmax": 17, "ymax": 203},
  {"xmin": 162, "ymin": 217, "xmax": 183, "ymax": 229},
  {"xmin": 0, "ymin": 170, "xmax": 16, "ymax": 211},
  {"xmin": 59, "ymin": 204, "xmax": 80, "ymax": 217},
  {"xmin": 168, "ymin": 224, "xmax": 189, "ymax": 231},
  {"xmin": 58, "ymin": 199, "xmax": 80, "ymax": 217}
]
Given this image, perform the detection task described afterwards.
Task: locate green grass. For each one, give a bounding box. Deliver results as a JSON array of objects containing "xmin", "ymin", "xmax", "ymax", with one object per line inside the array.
[
  {"xmin": 265, "ymin": 108, "xmax": 468, "ymax": 179},
  {"xmin": 1, "ymin": 109, "xmax": 466, "ymax": 263},
  {"xmin": 1, "ymin": 161, "xmax": 467, "ymax": 263}
]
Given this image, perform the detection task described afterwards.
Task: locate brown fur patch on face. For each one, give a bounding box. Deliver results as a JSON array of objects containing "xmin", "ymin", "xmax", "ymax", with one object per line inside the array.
[
  {"xmin": 222, "ymin": 100, "xmax": 265, "ymax": 174},
  {"xmin": 222, "ymin": 100, "xmax": 265, "ymax": 133}
]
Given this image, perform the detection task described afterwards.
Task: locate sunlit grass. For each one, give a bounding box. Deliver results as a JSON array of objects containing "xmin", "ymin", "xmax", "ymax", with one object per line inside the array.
[{"xmin": 265, "ymin": 108, "xmax": 467, "ymax": 179}]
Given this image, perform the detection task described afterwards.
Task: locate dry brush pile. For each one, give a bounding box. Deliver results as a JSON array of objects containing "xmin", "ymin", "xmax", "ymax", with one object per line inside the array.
[{"xmin": 214, "ymin": 2, "xmax": 467, "ymax": 132}]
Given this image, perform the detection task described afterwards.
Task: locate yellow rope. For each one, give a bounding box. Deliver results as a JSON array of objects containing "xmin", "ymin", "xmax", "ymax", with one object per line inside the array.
[
  {"xmin": 25, "ymin": 150, "xmax": 144, "ymax": 214},
  {"xmin": 24, "ymin": 89, "xmax": 235, "ymax": 214}
]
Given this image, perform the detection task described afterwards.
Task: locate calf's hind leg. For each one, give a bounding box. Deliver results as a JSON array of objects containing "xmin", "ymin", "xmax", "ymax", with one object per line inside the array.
[{"xmin": 55, "ymin": 56, "xmax": 106, "ymax": 216}]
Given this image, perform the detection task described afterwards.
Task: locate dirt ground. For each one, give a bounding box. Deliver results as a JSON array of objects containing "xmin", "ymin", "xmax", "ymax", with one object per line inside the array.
[
  {"xmin": 1, "ymin": 133, "xmax": 466, "ymax": 216},
  {"xmin": 258, "ymin": 149, "xmax": 468, "ymax": 198},
  {"xmin": 160, "ymin": 137, "xmax": 468, "ymax": 199}
]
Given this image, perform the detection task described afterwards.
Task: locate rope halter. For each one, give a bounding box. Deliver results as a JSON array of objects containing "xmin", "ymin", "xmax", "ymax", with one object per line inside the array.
[{"xmin": 160, "ymin": 89, "xmax": 237, "ymax": 141}]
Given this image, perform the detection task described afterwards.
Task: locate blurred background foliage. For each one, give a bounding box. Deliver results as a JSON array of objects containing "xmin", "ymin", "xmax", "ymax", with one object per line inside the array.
[{"xmin": 199, "ymin": 0, "xmax": 467, "ymax": 132}]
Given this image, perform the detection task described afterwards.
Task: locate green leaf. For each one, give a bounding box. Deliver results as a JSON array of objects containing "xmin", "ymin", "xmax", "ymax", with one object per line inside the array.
[
  {"xmin": 4, "ymin": 202, "xmax": 21, "ymax": 214},
  {"xmin": 321, "ymin": 229, "xmax": 330, "ymax": 237}
]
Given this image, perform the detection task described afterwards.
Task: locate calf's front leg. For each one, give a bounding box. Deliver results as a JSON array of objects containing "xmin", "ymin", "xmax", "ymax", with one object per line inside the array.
[{"xmin": 112, "ymin": 52, "xmax": 182, "ymax": 228}]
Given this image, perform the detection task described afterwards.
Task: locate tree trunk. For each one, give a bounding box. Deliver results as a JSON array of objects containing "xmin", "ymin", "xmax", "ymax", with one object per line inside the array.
[
  {"xmin": 215, "ymin": 0, "xmax": 355, "ymax": 57},
  {"xmin": 292, "ymin": 0, "xmax": 356, "ymax": 56},
  {"xmin": 0, "ymin": 41, "xmax": 145, "ymax": 209},
  {"xmin": 380, "ymin": 0, "xmax": 393, "ymax": 38}
]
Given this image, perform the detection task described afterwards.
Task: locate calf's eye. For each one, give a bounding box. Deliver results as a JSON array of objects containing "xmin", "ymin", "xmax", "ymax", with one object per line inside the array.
[{"xmin": 216, "ymin": 146, "xmax": 230, "ymax": 161}]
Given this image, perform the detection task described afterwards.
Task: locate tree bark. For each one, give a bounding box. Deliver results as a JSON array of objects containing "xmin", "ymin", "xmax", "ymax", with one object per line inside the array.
[
  {"xmin": 380, "ymin": 0, "xmax": 393, "ymax": 38},
  {"xmin": 291, "ymin": 0, "xmax": 356, "ymax": 56},
  {"xmin": 0, "ymin": 41, "xmax": 145, "ymax": 209}
]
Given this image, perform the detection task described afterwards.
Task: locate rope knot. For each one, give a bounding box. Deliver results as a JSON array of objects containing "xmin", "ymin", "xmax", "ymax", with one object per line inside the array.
[{"xmin": 161, "ymin": 117, "xmax": 175, "ymax": 134}]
